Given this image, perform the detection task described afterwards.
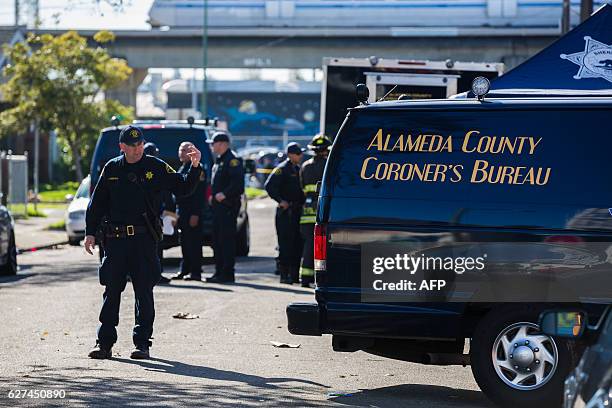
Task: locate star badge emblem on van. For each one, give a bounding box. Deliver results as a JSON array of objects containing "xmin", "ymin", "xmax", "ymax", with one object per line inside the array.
[{"xmin": 560, "ymin": 36, "xmax": 612, "ymax": 83}]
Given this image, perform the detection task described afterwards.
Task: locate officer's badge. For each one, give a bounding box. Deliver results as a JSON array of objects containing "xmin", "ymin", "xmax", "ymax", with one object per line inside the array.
[
  {"xmin": 230, "ymin": 159, "xmax": 239, "ymax": 167},
  {"xmin": 199, "ymin": 171, "xmax": 205, "ymax": 181},
  {"xmin": 130, "ymin": 129, "xmax": 139, "ymax": 138},
  {"xmin": 165, "ymin": 164, "xmax": 176, "ymax": 173},
  {"xmin": 145, "ymin": 171, "xmax": 154, "ymax": 180}
]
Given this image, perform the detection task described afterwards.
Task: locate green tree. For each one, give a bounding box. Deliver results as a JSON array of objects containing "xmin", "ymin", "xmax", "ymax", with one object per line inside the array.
[{"xmin": 0, "ymin": 30, "xmax": 133, "ymax": 181}]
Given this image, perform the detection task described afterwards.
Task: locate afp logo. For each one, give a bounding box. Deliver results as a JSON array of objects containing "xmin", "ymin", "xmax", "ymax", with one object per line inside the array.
[{"xmin": 561, "ymin": 36, "xmax": 612, "ymax": 83}]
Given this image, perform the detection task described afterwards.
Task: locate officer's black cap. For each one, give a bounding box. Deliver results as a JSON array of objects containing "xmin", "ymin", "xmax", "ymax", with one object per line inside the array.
[
  {"xmin": 207, "ymin": 131, "xmax": 230, "ymax": 144},
  {"xmin": 286, "ymin": 142, "xmax": 305, "ymax": 155},
  {"xmin": 119, "ymin": 126, "xmax": 145, "ymax": 145}
]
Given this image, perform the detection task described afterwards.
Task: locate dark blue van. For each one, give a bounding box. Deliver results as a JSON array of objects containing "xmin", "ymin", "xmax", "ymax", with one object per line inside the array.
[
  {"xmin": 287, "ymin": 97, "xmax": 612, "ymax": 407},
  {"xmin": 90, "ymin": 122, "xmax": 249, "ymax": 255}
]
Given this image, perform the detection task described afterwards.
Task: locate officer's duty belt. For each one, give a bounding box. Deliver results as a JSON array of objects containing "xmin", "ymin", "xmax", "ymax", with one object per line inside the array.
[{"xmin": 105, "ymin": 224, "xmax": 148, "ymax": 239}]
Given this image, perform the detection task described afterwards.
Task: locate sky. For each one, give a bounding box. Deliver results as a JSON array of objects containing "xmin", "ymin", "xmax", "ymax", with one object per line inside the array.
[
  {"xmin": 0, "ymin": 0, "xmax": 154, "ymax": 29},
  {"xmin": 0, "ymin": 1, "xmax": 324, "ymax": 82}
]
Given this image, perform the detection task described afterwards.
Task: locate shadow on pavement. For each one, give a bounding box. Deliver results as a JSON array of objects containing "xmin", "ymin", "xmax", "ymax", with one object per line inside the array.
[
  {"xmin": 231, "ymin": 280, "xmax": 314, "ymax": 295},
  {"xmin": 117, "ymin": 356, "xmax": 327, "ymax": 389},
  {"xmin": 0, "ymin": 272, "xmax": 37, "ymax": 285},
  {"xmin": 3, "ymin": 365, "xmax": 331, "ymax": 407},
  {"xmin": 329, "ymin": 383, "xmax": 492, "ymax": 407},
  {"xmin": 156, "ymin": 281, "xmax": 233, "ymax": 292}
]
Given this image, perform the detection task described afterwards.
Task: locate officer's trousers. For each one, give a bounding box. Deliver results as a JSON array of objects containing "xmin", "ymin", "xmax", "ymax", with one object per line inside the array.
[
  {"xmin": 179, "ymin": 217, "xmax": 202, "ymax": 278},
  {"xmin": 97, "ymin": 234, "xmax": 161, "ymax": 348},
  {"xmin": 212, "ymin": 203, "xmax": 238, "ymax": 278},
  {"xmin": 300, "ymin": 222, "xmax": 315, "ymax": 282},
  {"xmin": 275, "ymin": 207, "xmax": 303, "ymax": 270}
]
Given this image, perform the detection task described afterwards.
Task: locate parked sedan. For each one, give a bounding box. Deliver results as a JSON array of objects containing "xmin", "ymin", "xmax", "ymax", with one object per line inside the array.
[
  {"xmin": 0, "ymin": 205, "xmax": 17, "ymax": 276},
  {"xmin": 540, "ymin": 307, "xmax": 612, "ymax": 408},
  {"xmin": 65, "ymin": 176, "xmax": 90, "ymax": 246}
]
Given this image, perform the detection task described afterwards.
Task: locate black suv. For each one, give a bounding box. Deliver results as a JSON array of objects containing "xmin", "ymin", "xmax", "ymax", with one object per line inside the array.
[{"xmin": 90, "ymin": 120, "xmax": 249, "ymax": 255}]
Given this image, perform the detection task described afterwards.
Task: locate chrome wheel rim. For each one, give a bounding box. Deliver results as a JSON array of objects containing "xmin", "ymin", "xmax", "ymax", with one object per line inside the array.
[{"xmin": 491, "ymin": 322, "xmax": 558, "ymax": 391}]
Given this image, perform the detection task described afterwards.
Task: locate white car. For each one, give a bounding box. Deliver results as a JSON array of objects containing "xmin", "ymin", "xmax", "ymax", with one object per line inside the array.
[{"xmin": 65, "ymin": 176, "xmax": 90, "ymax": 246}]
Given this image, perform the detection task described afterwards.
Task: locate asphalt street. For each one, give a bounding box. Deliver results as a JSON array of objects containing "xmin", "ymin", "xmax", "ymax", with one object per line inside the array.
[{"xmin": 0, "ymin": 198, "xmax": 492, "ymax": 407}]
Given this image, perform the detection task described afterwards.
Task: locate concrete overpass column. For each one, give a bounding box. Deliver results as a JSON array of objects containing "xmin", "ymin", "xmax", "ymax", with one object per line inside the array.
[{"xmin": 105, "ymin": 68, "xmax": 148, "ymax": 112}]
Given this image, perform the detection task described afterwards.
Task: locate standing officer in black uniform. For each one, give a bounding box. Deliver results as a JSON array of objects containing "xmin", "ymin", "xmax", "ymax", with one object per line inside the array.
[
  {"xmin": 265, "ymin": 142, "xmax": 305, "ymax": 284},
  {"xmin": 206, "ymin": 131, "xmax": 244, "ymax": 284},
  {"xmin": 172, "ymin": 141, "xmax": 206, "ymax": 281},
  {"xmin": 299, "ymin": 134, "xmax": 331, "ymax": 287},
  {"xmin": 84, "ymin": 126, "xmax": 202, "ymax": 360}
]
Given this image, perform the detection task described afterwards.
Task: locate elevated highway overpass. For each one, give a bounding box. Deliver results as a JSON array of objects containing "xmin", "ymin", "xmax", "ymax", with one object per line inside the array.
[{"xmin": 33, "ymin": 25, "xmax": 561, "ymax": 109}]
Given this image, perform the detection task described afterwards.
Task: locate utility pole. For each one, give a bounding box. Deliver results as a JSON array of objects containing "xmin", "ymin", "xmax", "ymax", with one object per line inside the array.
[
  {"xmin": 34, "ymin": 0, "xmax": 40, "ymax": 28},
  {"xmin": 580, "ymin": 0, "xmax": 593, "ymax": 22},
  {"xmin": 30, "ymin": 122, "xmax": 39, "ymax": 213},
  {"xmin": 14, "ymin": 0, "xmax": 20, "ymax": 27},
  {"xmin": 201, "ymin": 0, "xmax": 208, "ymax": 119},
  {"xmin": 561, "ymin": 0, "xmax": 571, "ymax": 34}
]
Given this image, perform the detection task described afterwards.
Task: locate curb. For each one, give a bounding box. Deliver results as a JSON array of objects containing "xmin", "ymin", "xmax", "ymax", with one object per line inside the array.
[{"xmin": 17, "ymin": 240, "xmax": 69, "ymax": 255}]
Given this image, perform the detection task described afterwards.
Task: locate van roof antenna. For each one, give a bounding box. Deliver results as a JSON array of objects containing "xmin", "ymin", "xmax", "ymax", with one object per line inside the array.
[{"xmin": 378, "ymin": 85, "xmax": 398, "ymax": 102}]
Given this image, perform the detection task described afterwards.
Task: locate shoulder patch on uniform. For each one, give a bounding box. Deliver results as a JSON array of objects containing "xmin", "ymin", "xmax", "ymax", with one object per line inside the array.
[
  {"xmin": 166, "ymin": 164, "xmax": 176, "ymax": 173},
  {"xmin": 230, "ymin": 158, "xmax": 239, "ymax": 167}
]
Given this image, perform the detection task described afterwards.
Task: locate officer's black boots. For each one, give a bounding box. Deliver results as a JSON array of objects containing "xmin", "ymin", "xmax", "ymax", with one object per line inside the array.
[
  {"xmin": 88, "ymin": 343, "xmax": 112, "ymax": 359},
  {"xmin": 301, "ymin": 276, "xmax": 314, "ymax": 288},
  {"xmin": 279, "ymin": 264, "xmax": 292, "ymax": 284},
  {"xmin": 290, "ymin": 266, "xmax": 300, "ymax": 284},
  {"xmin": 170, "ymin": 272, "xmax": 188, "ymax": 280},
  {"xmin": 206, "ymin": 274, "xmax": 234, "ymax": 284},
  {"xmin": 130, "ymin": 345, "xmax": 150, "ymax": 359}
]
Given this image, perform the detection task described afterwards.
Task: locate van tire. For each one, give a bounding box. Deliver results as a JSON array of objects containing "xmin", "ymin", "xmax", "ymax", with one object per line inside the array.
[
  {"xmin": 236, "ymin": 215, "xmax": 250, "ymax": 257},
  {"xmin": 470, "ymin": 305, "xmax": 574, "ymax": 408}
]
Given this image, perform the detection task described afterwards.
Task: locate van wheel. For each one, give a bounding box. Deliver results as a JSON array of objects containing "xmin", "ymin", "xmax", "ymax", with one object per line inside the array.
[
  {"xmin": 236, "ymin": 215, "xmax": 250, "ymax": 257},
  {"xmin": 0, "ymin": 231, "xmax": 17, "ymax": 276},
  {"xmin": 470, "ymin": 306, "xmax": 573, "ymax": 408}
]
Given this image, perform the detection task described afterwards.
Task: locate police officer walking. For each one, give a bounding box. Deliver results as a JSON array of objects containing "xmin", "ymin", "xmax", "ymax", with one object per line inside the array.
[
  {"xmin": 265, "ymin": 142, "xmax": 305, "ymax": 284},
  {"xmin": 172, "ymin": 141, "xmax": 206, "ymax": 281},
  {"xmin": 84, "ymin": 126, "xmax": 202, "ymax": 360},
  {"xmin": 299, "ymin": 135, "xmax": 331, "ymax": 287},
  {"xmin": 206, "ymin": 131, "xmax": 244, "ymax": 284}
]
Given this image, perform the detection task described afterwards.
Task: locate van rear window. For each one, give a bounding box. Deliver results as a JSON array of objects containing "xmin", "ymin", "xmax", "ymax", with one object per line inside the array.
[{"xmin": 329, "ymin": 108, "xmax": 612, "ymax": 206}]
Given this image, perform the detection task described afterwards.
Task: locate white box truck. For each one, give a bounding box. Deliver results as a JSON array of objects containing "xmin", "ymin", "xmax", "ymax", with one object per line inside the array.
[{"xmin": 320, "ymin": 57, "xmax": 504, "ymax": 138}]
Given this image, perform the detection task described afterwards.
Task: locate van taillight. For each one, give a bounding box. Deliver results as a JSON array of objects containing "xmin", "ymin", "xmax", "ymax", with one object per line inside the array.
[{"xmin": 314, "ymin": 223, "xmax": 327, "ymax": 271}]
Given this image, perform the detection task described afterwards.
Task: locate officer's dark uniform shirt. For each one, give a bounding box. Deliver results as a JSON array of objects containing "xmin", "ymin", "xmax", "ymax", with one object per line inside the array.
[
  {"xmin": 265, "ymin": 159, "xmax": 305, "ymax": 205},
  {"xmin": 86, "ymin": 154, "xmax": 202, "ymax": 235},
  {"xmin": 176, "ymin": 162, "xmax": 206, "ymax": 218},
  {"xmin": 211, "ymin": 149, "xmax": 244, "ymax": 208}
]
